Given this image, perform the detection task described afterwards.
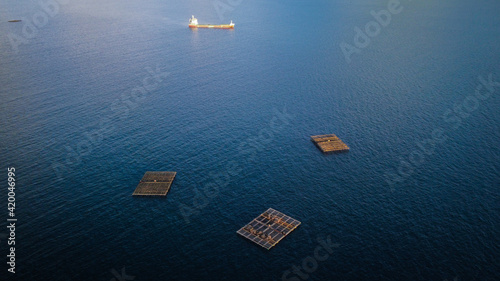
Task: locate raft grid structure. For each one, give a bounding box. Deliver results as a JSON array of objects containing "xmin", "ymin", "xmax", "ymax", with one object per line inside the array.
[
  {"xmin": 236, "ymin": 208, "xmax": 301, "ymax": 250},
  {"xmin": 132, "ymin": 171, "xmax": 176, "ymax": 196},
  {"xmin": 311, "ymin": 134, "xmax": 349, "ymax": 153}
]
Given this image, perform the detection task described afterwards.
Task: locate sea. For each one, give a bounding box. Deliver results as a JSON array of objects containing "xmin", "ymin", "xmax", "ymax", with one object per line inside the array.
[{"xmin": 0, "ymin": 0, "xmax": 499, "ymax": 280}]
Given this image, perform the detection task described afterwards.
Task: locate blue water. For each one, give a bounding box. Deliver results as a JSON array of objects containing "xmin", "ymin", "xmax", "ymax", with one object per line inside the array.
[{"xmin": 1, "ymin": 0, "xmax": 499, "ymax": 280}]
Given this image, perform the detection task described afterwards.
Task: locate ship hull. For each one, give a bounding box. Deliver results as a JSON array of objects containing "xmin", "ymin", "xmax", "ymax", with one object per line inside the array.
[{"xmin": 189, "ymin": 24, "xmax": 234, "ymax": 29}]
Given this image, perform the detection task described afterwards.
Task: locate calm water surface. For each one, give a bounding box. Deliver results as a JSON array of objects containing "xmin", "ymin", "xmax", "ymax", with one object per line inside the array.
[{"xmin": 0, "ymin": 0, "xmax": 499, "ymax": 280}]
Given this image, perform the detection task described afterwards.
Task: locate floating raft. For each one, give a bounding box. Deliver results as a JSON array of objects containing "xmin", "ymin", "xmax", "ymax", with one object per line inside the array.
[
  {"xmin": 132, "ymin": 171, "xmax": 176, "ymax": 196},
  {"xmin": 237, "ymin": 208, "xmax": 301, "ymax": 250},
  {"xmin": 311, "ymin": 134, "xmax": 349, "ymax": 153}
]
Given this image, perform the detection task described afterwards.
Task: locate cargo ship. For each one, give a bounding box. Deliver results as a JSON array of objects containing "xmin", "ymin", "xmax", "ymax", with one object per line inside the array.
[{"xmin": 188, "ymin": 15, "xmax": 234, "ymax": 29}]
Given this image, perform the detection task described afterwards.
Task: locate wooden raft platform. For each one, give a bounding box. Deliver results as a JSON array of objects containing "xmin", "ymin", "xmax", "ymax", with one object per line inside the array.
[
  {"xmin": 237, "ymin": 208, "xmax": 301, "ymax": 250},
  {"xmin": 311, "ymin": 134, "xmax": 349, "ymax": 153},
  {"xmin": 132, "ymin": 171, "xmax": 176, "ymax": 196}
]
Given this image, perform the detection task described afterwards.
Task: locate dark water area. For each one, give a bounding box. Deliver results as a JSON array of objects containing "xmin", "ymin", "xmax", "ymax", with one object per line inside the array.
[{"xmin": 0, "ymin": 0, "xmax": 499, "ymax": 280}]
